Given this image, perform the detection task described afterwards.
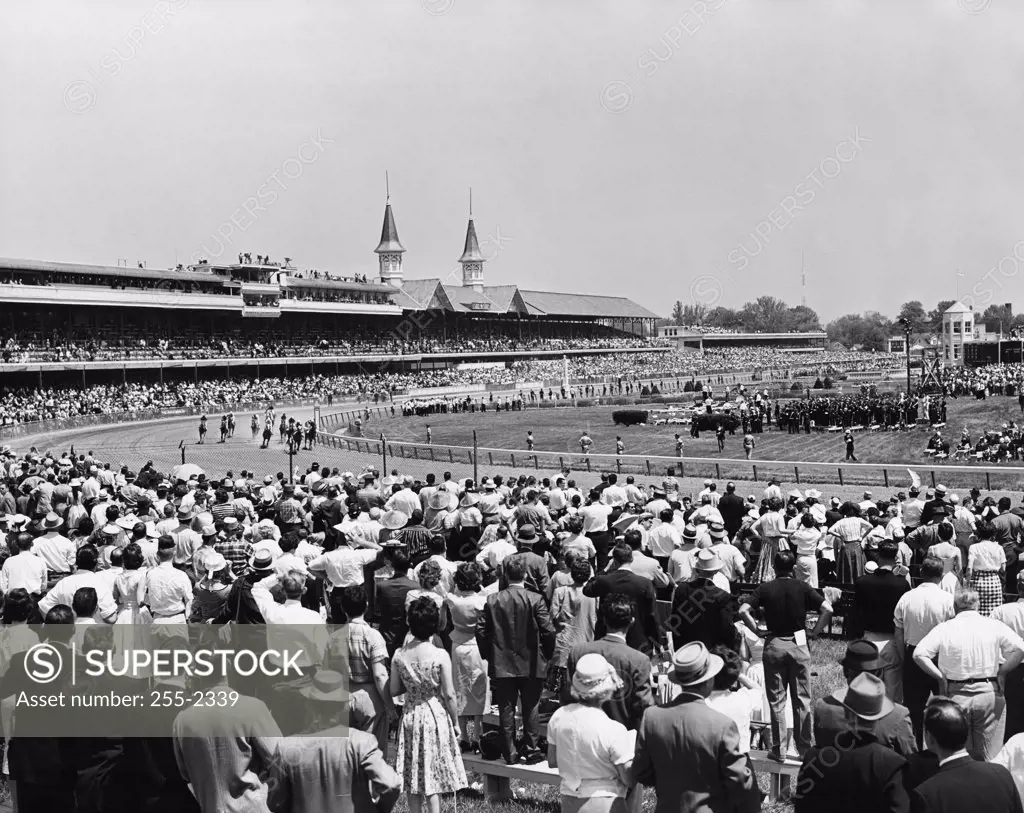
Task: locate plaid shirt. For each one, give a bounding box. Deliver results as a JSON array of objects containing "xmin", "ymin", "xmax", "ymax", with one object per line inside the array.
[
  {"xmin": 215, "ymin": 537, "xmax": 254, "ymax": 577},
  {"xmin": 324, "ymin": 618, "xmax": 387, "ymax": 684}
]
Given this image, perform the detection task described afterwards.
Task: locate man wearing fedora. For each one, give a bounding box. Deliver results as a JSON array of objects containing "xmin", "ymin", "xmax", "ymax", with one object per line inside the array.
[
  {"xmin": 502, "ymin": 524, "xmax": 549, "ymax": 597},
  {"xmin": 476, "ymin": 554, "xmax": 556, "ymax": 765},
  {"xmin": 632, "ymin": 641, "xmax": 761, "ymax": 813},
  {"xmin": 33, "ymin": 511, "xmax": 75, "ymax": 590},
  {"xmin": 267, "ymin": 669, "xmax": 401, "ymax": 813},
  {"xmin": 911, "ymin": 698, "xmax": 1023, "ymax": 813},
  {"xmin": 813, "ymin": 640, "xmax": 916, "ymax": 756},
  {"xmin": 669, "ymin": 550, "xmax": 737, "ymax": 652},
  {"xmin": 793, "ymin": 673, "xmax": 910, "ymax": 813}
]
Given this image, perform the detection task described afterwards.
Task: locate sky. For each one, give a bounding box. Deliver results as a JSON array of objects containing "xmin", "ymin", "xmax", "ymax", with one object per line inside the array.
[{"xmin": 2, "ymin": 0, "xmax": 1023, "ymax": 322}]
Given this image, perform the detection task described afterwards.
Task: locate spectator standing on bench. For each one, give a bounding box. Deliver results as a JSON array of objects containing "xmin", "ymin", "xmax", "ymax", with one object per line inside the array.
[
  {"xmin": 913, "ymin": 587, "xmax": 1024, "ymax": 760},
  {"xmin": 476, "ymin": 554, "xmax": 556, "ymax": 765},
  {"xmin": 632, "ymin": 642, "xmax": 761, "ymax": 813},
  {"xmin": 893, "ymin": 557, "xmax": 955, "ymax": 748},
  {"xmin": 854, "ymin": 539, "xmax": 911, "ymax": 701},
  {"xmin": 739, "ymin": 550, "xmax": 833, "ymax": 761}
]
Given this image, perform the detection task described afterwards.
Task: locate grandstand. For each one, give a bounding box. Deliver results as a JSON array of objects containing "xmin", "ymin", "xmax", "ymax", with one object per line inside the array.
[
  {"xmin": 0, "ymin": 200, "xmax": 661, "ymax": 381},
  {"xmin": 658, "ymin": 325, "xmax": 828, "ymax": 353}
]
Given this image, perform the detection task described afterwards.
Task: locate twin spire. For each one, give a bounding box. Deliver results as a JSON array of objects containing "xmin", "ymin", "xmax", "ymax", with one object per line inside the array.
[{"xmin": 374, "ymin": 177, "xmax": 485, "ymax": 290}]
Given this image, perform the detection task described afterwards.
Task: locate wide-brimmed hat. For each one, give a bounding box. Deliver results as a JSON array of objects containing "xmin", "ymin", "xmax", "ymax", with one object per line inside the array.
[
  {"xmin": 101, "ymin": 523, "xmax": 121, "ymax": 537},
  {"xmin": 249, "ymin": 549, "xmax": 274, "ymax": 572},
  {"xmin": 176, "ymin": 504, "xmax": 193, "ymax": 520},
  {"xmin": 115, "ymin": 514, "xmax": 138, "ymax": 530},
  {"xmin": 42, "ymin": 512, "xmax": 63, "ymax": 531},
  {"xmin": 200, "ymin": 524, "xmax": 218, "ymax": 538},
  {"xmin": 694, "ymin": 549, "xmax": 724, "ymax": 573},
  {"xmin": 841, "ymin": 639, "xmax": 883, "ymax": 673},
  {"xmin": 300, "ymin": 669, "xmax": 348, "ymax": 702},
  {"xmin": 667, "ymin": 642, "xmax": 724, "ymax": 687},
  {"xmin": 144, "ymin": 521, "xmax": 160, "ymax": 539},
  {"xmin": 570, "ymin": 653, "xmax": 623, "ymax": 700},
  {"xmin": 459, "ymin": 493, "xmax": 480, "ymax": 509},
  {"xmin": 381, "ymin": 510, "xmax": 409, "ymax": 531},
  {"xmin": 804, "ymin": 489, "xmax": 822, "ymax": 500},
  {"xmin": 481, "ymin": 477, "xmax": 496, "ymax": 491},
  {"xmin": 428, "ymin": 490, "xmax": 452, "ymax": 511},
  {"xmin": 842, "ymin": 672, "xmax": 894, "ymax": 721},
  {"xmin": 198, "ymin": 550, "xmax": 228, "ymax": 577}
]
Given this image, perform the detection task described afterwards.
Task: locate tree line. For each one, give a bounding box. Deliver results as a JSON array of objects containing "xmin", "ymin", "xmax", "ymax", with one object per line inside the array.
[{"xmin": 666, "ymin": 298, "xmax": 1024, "ymax": 352}]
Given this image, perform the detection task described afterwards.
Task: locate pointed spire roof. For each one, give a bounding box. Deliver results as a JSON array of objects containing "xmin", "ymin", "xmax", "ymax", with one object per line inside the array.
[
  {"xmin": 375, "ymin": 203, "xmax": 405, "ymax": 254},
  {"xmin": 459, "ymin": 218, "xmax": 485, "ymax": 263}
]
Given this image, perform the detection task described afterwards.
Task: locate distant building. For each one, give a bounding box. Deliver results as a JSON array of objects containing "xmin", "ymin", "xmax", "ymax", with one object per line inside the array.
[{"xmin": 656, "ymin": 326, "xmax": 827, "ymax": 353}]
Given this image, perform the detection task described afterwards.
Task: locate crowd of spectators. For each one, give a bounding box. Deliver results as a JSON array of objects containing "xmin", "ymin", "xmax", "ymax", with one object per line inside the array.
[
  {"xmin": 0, "ymin": 447, "xmax": 1022, "ymax": 811},
  {"xmin": 943, "ymin": 363, "xmax": 1024, "ymax": 397}
]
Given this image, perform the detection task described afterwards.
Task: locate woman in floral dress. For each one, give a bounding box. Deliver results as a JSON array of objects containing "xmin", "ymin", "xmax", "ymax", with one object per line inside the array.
[{"xmin": 390, "ymin": 596, "xmax": 467, "ymax": 813}]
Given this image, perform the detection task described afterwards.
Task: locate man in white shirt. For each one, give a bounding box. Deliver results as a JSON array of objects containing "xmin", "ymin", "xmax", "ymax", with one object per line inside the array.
[
  {"xmin": 386, "ymin": 476, "xmax": 420, "ymax": 518},
  {"xmin": 690, "ymin": 495, "xmax": 724, "ymax": 527},
  {"xmin": 913, "ymin": 587, "xmax": 1024, "ymax": 759},
  {"xmin": 894, "ymin": 556, "xmax": 956, "ymax": 747},
  {"xmin": 858, "ymin": 491, "xmax": 876, "ymax": 513},
  {"xmin": 697, "ymin": 480, "xmax": 720, "ymax": 506},
  {"xmin": 0, "ymin": 533, "xmax": 47, "ymax": 595},
  {"xmin": 902, "ymin": 487, "xmax": 926, "ymax": 531},
  {"xmin": 623, "ymin": 477, "xmax": 645, "ymax": 506},
  {"xmin": 949, "ymin": 494, "xmax": 977, "ymax": 565},
  {"xmin": 992, "ymin": 571, "xmax": 1024, "ymax": 741},
  {"xmin": 646, "ymin": 508, "xmax": 682, "ymax": 569},
  {"xmin": 707, "ymin": 523, "xmax": 746, "ymax": 584},
  {"xmin": 310, "ymin": 533, "xmax": 382, "ymax": 591},
  {"xmin": 39, "ymin": 547, "xmax": 118, "ymax": 623},
  {"xmin": 579, "ymin": 491, "xmax": 614, "ymax": 570},
  {"xmin": 141, "ymin": 538, "xmax": 194, "ymax": 624},
  {"xmin": 600, "ymin": 474, "xmax": 627, "ymax": 509},
  {"xmin": 33, "ymin": 512, "xmax": 75, "ymax": 587}
]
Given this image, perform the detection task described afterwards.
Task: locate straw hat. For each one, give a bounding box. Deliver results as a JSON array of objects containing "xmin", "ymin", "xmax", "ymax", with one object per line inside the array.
[
  {"xmin": 381, "ymin": 510, "xmax": 409, "ymax": 531},
  {"xmin": 300, "ymin": 669, "xmax": 348, "ymax": 702},
  {"xmin": 667, "ymin": 642, "xmax": 724, "ymax": 687},
  {"xmin": 428, "ymin": 490, "xmax": 453, "ymax": 511},
  {"xmin": 570, "ymin": 653, "xmax": 624, "ymax": 700},
  {"xmin": 459, "ymin": 493, "xmax": 480, "ymax": 509},
  {"xmin": 249, "ymin": 550, "xmax": 274, "ymax": 572},
  {"xmin": 42, "ymin": 512, "xmax": 63, "ymax": 531},
  {"xmin": 694, "ymin": 549, "xmax": 724, "ymax": 573}
]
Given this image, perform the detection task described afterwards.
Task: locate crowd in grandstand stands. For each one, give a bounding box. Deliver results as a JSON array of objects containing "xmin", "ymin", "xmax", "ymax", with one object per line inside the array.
[
  {"xmin": 0, "ymin": 332, "xmax": 663, "ymax": 363},
  {"xmin": 1, "ymin": 444, "xmax": 1023, "ymax": 812},
  {"xmin": 943, "ymin": 363, "xmax": 1024, "ymax": 397}
]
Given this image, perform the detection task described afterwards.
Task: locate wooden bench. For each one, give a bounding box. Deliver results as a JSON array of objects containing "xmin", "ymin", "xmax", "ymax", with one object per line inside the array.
[{"xmin": 463, "ymin": 750, "xmax": 800, "ymax": 802}]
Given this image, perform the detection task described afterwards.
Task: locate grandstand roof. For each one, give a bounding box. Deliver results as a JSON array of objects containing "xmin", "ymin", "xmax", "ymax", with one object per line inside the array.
[
  {"xmin": 0, "ymin": 257, "xmax": 218, "ymax": 284},
  {"xmin": 516, "ymin": 289, "xmax": 659, "ymax": 319},
  {"xmin": 282, "ymin": 275, "xmax": 394, "ymax": 294}
]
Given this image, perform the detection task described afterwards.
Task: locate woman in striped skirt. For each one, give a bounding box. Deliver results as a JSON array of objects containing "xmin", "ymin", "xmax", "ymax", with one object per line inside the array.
[{"xmin": 966, "ymin": 522, "xmax": 1006, "ymax": 616}]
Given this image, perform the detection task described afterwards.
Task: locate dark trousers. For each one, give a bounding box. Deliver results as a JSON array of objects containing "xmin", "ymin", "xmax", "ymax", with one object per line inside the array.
[
  {"xmin": 763, "ymin": 636, "xmax": 812, "ymax": 757},
  {"xmin": 1005, "ymin": 662, "xmax": 1024, "ymax": 740},
  {"xmin": 903, "ymin": 644, "xmax": 936, "ymax": 748},
  {"xmin": 492, "ymin": 676, "xmax": 543, "ymax": 763},
  {"xmin": 589, "ymin": 531, "xmax": 613, "ymax": 572},
  {"xmin": 14, "ymin": 782, "xmax": 75, "ymax": 813}
]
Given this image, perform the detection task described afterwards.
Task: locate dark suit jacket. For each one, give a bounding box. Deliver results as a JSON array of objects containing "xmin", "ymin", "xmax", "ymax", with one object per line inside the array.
[
  {"xmin": 717, "ymin": 493, "xmax": 747, "ymax": 537},
  {"xmin": 583, "ymin": 568, "xmax": 662, "ymax": 652},
  {"xmin": 564, "ymin": 634, "xmax": 653, "ymax": 730},
  {"xmin": 499, "ymin": 549, "xmax": 549, "ymax": 597},
  {"xmin": 267, "ymin": 726, "xmax": 401, "ymax": 813},
  {"xmin": 476, "ymin": 585, "xmax": 556, "ymax": 679},
  {"xmin": 669, "ymin": 578, "xmax": 737, "ymax": 651},
  {"xmin": 909, "ymin": 755, "xmax": 1023, "ymax": 813},
  {"xmin": 813, "ymin": 691, "xmax": 917, "ymax": 756},
  {"xmin": 794, "ymin": 732, "xmax": 909, "ymax": 813},
  {"xmin": 376, "ymin": 575, "xmax": 419, "ymax": 650},
  {"xmin": 632, "ymin": 694, "xmax": 761, "ymax": 813}
]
